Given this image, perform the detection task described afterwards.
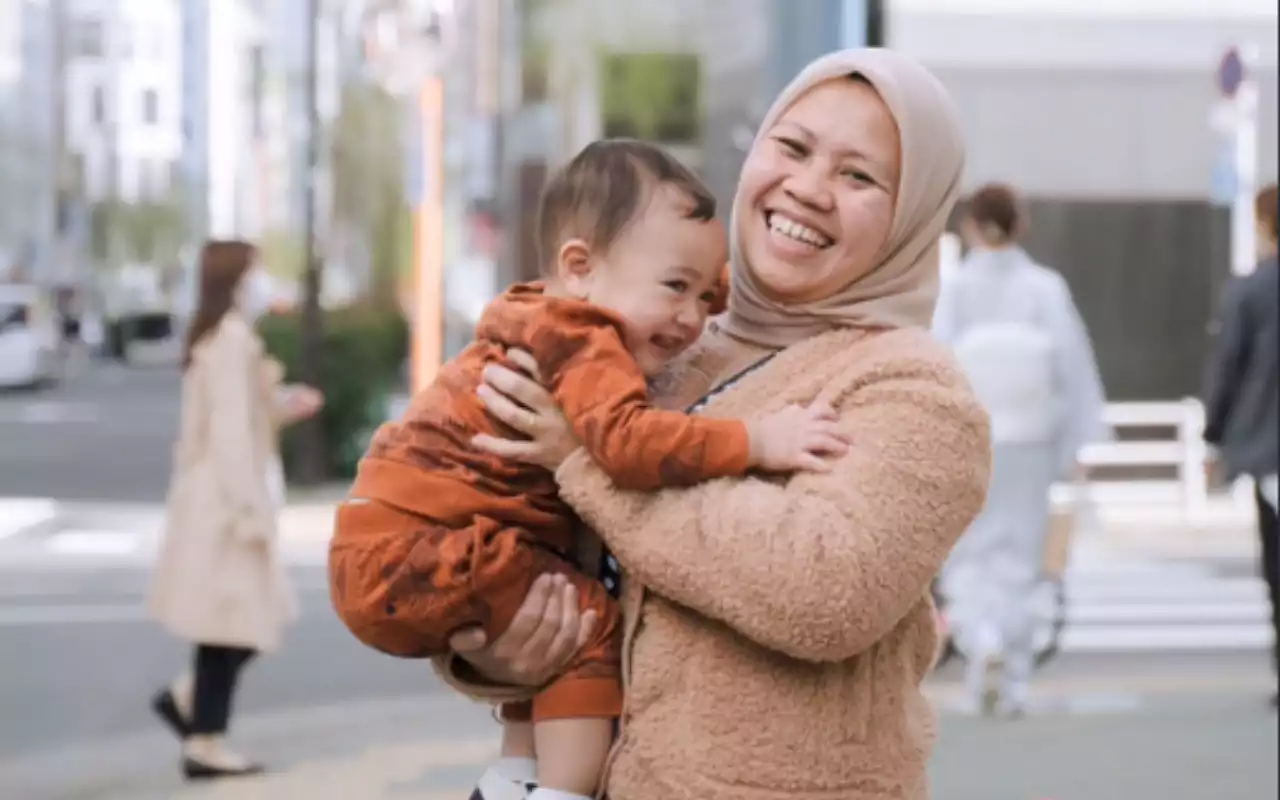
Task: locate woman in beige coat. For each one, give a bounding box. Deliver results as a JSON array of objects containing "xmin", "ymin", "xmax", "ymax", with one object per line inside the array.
[
  {"xmin": 148, "ymin": 240, "xmax": 322, "ymax": 780},
  {"xmin": 441, "ymin": 49, "xmax": 991, "ymax": 800}
]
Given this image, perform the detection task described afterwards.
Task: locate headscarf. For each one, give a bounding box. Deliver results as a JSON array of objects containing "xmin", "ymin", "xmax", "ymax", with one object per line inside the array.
[{"xmin": 720, "ymin": 48, "xmax": 966, "ymax": 348}]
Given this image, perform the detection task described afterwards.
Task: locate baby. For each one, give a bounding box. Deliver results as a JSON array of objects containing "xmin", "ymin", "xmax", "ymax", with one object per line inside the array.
[{"xmin": 329, "ymin": 139, "xmax": 843, "ymax": 800}]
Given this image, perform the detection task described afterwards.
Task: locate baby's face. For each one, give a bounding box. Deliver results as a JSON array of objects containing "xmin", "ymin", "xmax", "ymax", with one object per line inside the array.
[{"xmin": 585, "ymin": 187, "xmax": 729, "ymax": 376}]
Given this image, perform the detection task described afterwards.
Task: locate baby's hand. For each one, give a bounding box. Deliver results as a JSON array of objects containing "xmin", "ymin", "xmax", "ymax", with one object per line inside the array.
[{"xmin": 747, "ymin": 402, "xmax": 850, "ymax": 473}]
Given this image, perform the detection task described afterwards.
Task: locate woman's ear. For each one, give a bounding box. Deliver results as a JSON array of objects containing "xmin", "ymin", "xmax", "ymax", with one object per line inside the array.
[{"xmin": 555, "ymin": 238, "xmax": 594, "ymax": 298}]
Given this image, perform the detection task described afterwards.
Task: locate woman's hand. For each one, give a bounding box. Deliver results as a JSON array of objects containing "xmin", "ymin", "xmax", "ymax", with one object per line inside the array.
[
  {"xmin": 473, "ymin": 349, "xmax": 581, "ymax": 470},
  {"xmin": 448, "ymin": 574, "xmax": 599, "ymax": 686},
  {"xmin": 281, "ymin": 384, "xmax": 324, "ymax": 424}
]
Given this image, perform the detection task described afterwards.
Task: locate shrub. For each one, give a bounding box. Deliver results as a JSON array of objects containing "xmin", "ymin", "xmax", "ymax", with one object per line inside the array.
[{"xmin": 259, "ymin": 304, "xmax": 408, "ymax": 480}]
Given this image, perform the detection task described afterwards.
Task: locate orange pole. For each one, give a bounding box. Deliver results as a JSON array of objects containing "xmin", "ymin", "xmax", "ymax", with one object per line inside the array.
[{"xmin": 411, "ymin": 76, "xmax": 445, "ymax": 393}]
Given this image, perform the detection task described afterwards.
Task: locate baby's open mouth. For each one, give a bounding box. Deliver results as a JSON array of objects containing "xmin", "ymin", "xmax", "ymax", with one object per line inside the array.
[
  {"xmin": 766, "ymin": 211, "xmax": 834, "ymax": 249},
  {"xmin": 650, "ymin": 333, "xmax": 688, "ymax": 354}
]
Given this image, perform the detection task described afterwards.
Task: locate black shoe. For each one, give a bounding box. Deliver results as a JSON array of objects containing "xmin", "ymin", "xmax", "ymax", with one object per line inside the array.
[
  {"xmin": 151, "ymin": 689, "xmax": 190, "ymax": 740},
  {"xmin": 182, "ymin": 757, "xmax": 266, "ymax": 781}
]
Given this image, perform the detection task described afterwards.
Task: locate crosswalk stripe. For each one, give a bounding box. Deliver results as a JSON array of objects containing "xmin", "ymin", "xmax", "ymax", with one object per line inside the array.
[{"xmin": 1056, "ymin": 555, "xmax": 1272, "ymax": 653}]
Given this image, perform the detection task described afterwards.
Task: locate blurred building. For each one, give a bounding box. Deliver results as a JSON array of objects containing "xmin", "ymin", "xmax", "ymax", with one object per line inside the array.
[
  {"xmin": 179, "ymin": 0, "xmax": 269, "ymax": 239},
  {"xmin": 0, "ymin": 0, "xmax": 56, "ymax": 282},
  {"xmin": 63, "ymin": 0, "xmax": 183, "ymax": 203}
]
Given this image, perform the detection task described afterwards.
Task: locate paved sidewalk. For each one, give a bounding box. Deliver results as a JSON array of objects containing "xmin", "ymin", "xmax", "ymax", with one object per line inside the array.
[{"xmin": 4, "ymin": 656, "xmax": 1273, "ymax": 800}]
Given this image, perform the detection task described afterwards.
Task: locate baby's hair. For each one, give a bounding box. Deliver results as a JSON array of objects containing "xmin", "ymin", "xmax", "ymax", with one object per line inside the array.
[{"xmin": 535, "ymin": 139, "xmax": 716, "ymax": 272}]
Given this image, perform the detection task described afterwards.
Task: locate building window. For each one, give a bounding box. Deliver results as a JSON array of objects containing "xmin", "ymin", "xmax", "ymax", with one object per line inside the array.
[
  {"xmin": 142, "ymin": 89, "xmax": 159, "ymax": 125},
  {"xmin": 91, "ymin": 86, "xmax": 106, "ymax": 125},
  {"xmin": 72, "ymin": 19, "xmax": 105, "ymax": 58}
]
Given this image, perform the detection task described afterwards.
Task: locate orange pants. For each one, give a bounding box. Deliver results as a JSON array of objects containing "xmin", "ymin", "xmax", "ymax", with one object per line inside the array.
[{"xmin": 329, "ymin": 499, "xmax": 622, "ymax": 722}]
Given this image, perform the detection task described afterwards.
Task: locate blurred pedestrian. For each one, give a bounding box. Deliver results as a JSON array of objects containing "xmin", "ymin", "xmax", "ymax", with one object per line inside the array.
[
  {"xmin": 933, "ymin": 184, "xmax": 1109, "ymax": 717},
  {"xmin": 1203, "ymin": 182, "xmax": 1279, "ymax": 708},
  {"xmin": 147, "ymin": 240, "xmax": 323, "ymax": 779}
]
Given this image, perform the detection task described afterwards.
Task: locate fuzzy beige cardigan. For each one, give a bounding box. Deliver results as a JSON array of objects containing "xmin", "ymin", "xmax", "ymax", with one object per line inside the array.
[{"xmin": 446, "ymin": 324, "xmax": 991, "ymax": 799}]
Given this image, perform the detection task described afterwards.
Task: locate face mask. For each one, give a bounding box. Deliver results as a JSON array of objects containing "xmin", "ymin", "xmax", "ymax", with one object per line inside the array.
[{"xmin": 237, "ymin": 270, "xmax": 276, "ymax": 322}]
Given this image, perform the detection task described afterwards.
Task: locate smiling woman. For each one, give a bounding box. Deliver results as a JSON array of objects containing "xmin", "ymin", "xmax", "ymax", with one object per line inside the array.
[{"xmin": 443, "ymin": 49, "xmax": 990, "ymax": 800}]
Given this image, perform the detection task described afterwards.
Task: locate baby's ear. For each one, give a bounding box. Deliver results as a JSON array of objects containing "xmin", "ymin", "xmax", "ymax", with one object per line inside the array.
[{"xmin": 708, "ymin": 262, "xmax": 731, "ymax": 315}]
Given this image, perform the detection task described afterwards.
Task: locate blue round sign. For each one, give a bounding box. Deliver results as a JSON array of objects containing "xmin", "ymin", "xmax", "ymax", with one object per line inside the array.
[{"xmin": 1218, "ymin": 47, "xmax": 1244, "ymax": 97}]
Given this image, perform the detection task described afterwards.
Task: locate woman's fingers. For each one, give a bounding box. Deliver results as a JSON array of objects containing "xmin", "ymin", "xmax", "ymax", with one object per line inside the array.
[
  {"xmin": 471, "ymin": 432, "xmax": 540, "ymax": 463},
  {"xmin": 482, "ymin": 363, "xmax": 553, "ymax": 416},
  {"xmin": 448, "ymin": 626, "xmax": 488, "ymax": 653},
  {"xmin": 575, "ymin": 608, "xmax": 599, "ymax": 653},
  {"xmin": 496, "ymin": 574, "xmax": 555, "ymax": 656},
  {"xmin": 519, "ymin": 576, "xmax": 568, "ymax": 669},
  {"xmin": 545, "ymin": 582, "xmax": 585, "ymax": 669},
  {"xmin": 476, "ymin": 384, "xmax": 540, "ymax": 435},
  {"xmin": 504, "ymin": 348, "xmax": 542, "ymax": 379}
]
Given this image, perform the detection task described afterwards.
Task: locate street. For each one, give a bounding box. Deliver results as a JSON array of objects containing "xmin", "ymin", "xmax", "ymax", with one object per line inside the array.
[
  {"xmin": 0, "ymin": 362, "xmax": 1277, "ymax": 799},
  {"xmin": 0, "ymin": 362, "xmax": 179, "ymax": 504}
]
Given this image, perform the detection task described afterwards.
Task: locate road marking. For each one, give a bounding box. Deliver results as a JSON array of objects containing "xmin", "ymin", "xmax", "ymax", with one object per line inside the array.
[
  {"xmin": 0, "ymin": 401, "xmax": 98, "ymax": 424},
  {"xmin": 0, "ymin": 497, "xmax": 57, "ymax": 540},
  {"xmin": 0, "ymin": 603, "xmax": 148, "ymax": 626},
  {"xmin": 46, "ymin": 529, "xmax": 143, "ymax": 555}
]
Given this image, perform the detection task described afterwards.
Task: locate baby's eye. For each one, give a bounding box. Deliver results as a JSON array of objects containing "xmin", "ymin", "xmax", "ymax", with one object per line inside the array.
[{"xmin": 664, "ymin": 280, "xmax": 689, "ymax": 294}]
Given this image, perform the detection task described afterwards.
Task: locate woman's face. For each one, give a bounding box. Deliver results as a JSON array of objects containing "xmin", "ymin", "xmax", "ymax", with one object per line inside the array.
[{"xmin": 737, "ymin": 78, "xmax": 901, "ymax": 303}]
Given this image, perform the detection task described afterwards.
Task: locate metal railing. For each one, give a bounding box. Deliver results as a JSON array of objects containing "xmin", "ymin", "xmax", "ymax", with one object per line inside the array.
[{"xmin": 1066, "ymin": 398, "xmax": 1212, "ymax": 521}]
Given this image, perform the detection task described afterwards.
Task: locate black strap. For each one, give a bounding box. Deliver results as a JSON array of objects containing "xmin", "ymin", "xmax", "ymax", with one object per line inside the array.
[{"xmin": 598, "ymin": 352, "xmax": 779, "ymax": 598}]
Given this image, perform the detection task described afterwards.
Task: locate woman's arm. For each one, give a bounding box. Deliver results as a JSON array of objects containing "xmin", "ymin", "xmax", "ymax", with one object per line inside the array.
[{"xmin": 555, "ymin": 354, "xmax": 991, "ymax": 663}]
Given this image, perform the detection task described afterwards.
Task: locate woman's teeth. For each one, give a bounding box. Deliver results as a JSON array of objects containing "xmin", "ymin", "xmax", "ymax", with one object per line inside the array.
[{"xmin": 768, "ymin": 213, "xmax": 832, "ymax": 249}]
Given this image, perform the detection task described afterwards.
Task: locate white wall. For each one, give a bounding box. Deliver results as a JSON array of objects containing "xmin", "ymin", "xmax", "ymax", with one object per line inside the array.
[{"xmin": 891, "ymin": 11, "xmax": 1280, "ymax": 199}]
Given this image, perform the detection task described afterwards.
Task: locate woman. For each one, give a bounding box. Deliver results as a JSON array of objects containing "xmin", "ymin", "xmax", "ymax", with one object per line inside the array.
[
  {"xmin": 1203, "ymin": 182, "xmax": 1279, "ymax": 707},
  {"xmin": 932, "ymin": 184, "xmax": 1108, "ymax": 717},
  {"xmin": 442, "ymin": 49, "xmax": 991, "ymax": 799},
  {"xmin": 148, "ymin": 240, "xmax": 323, "ymax": 779}
]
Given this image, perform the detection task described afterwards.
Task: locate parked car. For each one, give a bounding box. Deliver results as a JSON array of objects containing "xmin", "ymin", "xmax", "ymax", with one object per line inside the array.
[{"xmin": 0, "ymin": 284, "xmax": 60, "ymax": 388}]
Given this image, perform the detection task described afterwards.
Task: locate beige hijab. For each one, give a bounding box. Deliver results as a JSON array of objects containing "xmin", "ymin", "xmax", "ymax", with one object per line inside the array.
[{"xmin": 720, "ymin": 48, "xmax": 966, "ymax": 348}]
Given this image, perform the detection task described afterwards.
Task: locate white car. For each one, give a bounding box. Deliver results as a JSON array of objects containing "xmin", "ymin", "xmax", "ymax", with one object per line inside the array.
[{"xmin": 0, "ymin": 285, "xmax": 61, "ymax": 388}]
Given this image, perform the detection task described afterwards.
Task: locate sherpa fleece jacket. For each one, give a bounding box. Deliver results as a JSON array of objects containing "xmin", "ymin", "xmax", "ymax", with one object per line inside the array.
[{"xmin": 445, "ymin": 323, "xmax": 992, "ymax": 800}]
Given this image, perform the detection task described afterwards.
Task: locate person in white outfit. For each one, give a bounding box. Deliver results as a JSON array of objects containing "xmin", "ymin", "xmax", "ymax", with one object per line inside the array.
[
  {"xmin": 148, "ymin": 240, "xmax": 323, "ymax": 779},
  {"xmin": 932, "ymin": 184, "xmax": 1109, "ymax": 717}
]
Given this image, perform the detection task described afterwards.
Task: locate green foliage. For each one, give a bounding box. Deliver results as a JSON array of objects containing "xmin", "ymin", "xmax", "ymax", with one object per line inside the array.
[
  {"xmin": 259, "ymin": 228, "xmax": 306, "ymax": 279},
  {"xmin": 88, "ymin": 197, "xmax": 187, "ymax": 267},
  {"xmin": 599, "ymin": 53, "xmax": 702, "ymax": 143},
  {"xmin": 258, "ymin": 305, "xmax": 409, "ymax": 480}
]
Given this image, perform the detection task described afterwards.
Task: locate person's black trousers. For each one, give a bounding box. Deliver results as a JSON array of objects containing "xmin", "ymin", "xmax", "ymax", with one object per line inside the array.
[
  {"xmin": 1255, "ymin": 486, "xmax": 1280, "ymax": 677},
  {"xmin": 190, "ymin": 644, "xmax": 256, "ymax": 735}
]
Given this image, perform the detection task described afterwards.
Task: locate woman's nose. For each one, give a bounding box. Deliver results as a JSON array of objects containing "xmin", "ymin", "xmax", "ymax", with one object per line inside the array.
[{"xmin": 784, "ymin": 164, "xmax": 834, "ymax": 212}]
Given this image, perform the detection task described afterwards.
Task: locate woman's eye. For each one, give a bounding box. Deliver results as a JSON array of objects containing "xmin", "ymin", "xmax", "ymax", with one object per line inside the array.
[
  {"xmin": 664, "ymin": 280, "xmax": 689, "ymax": 293},
  {"xmin": 775, "ymin": 137, "xmax": 806, "ymax": 158},
  {"xmin": 841, "ymin": 167, "xmax": 875, "ymax": 186}
]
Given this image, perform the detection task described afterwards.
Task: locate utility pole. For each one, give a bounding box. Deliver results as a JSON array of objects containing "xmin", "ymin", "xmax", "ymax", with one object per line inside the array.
[{"xmin": 295, "ymin": 0, "xmax": 327, "ymax": 484}]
